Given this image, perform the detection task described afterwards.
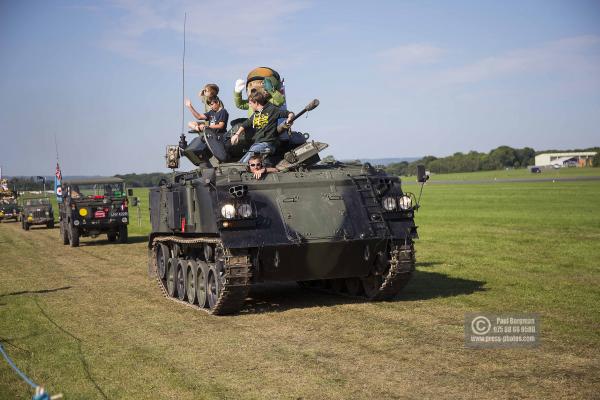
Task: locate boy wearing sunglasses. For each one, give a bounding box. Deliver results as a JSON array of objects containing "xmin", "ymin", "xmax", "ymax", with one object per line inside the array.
[{"xmin": 248, "ymin": 155, "xmax": 278, "ymax": 179}]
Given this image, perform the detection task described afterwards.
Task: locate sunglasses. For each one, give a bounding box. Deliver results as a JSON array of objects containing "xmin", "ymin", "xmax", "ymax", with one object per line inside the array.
[{"xmin": 249, "ymin": 163, "xmax": 263, "ymax": 168}]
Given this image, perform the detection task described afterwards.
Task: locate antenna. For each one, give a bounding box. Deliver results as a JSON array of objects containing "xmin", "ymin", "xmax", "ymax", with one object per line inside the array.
[
  {"xmin": 181, "ymin": 12, "xmax": 187, "ymax": 135},
  {"xmin": 54, "ymin": 133, "xmax": 60, "ymax": 163}
]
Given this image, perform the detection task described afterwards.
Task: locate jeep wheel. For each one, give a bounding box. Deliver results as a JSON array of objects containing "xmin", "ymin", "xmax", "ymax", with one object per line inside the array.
[
  {"xmin": 69, "ymin": 224, "xmax": 80, "ymax": 247},
  {"xmin": 107, "ymin": 232, "xmax": 117, "ymax": 242},
  {"xmin": 118, "ymin": 226, "xmax": 128, "ymax": 243},
  {"xmin": 24, "ymin": 222, "xmax": 30, "ymax": 231},
  {"xmin": 47, "ymin": 220, "xmax": 54, "ymax": 229},
  {"xmin": 60, "ymin": 222, "xmax": 69, "ymax": 245}
]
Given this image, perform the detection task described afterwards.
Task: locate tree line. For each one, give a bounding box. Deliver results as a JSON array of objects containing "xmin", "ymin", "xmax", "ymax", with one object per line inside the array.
[
  {"xmin": 385, "ymin": 146, "xmax": 600, "ymax": 176},
  {"xmin": 114, "ymin": 173, "xmax": 170, "ymax": 188},
  {"xmin": 5, "ymin": 146, "xmax": 599, "ymax": 189}
]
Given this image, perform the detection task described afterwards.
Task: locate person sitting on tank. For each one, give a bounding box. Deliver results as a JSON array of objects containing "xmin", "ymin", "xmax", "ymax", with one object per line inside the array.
[
  {"xmin": 185, "ymin": 96, "xmax": 229, "ymax": 134},
  {"xmin": 71, "ymin": 185, "xmax": 81, "ymax": 199},
  {"xmin": 247, "ymin": 154, "xmax": 278, "ymax": 179},
  {"xmin": 230, "ymin": 90, "xmax": 294, "ymax": 164}
]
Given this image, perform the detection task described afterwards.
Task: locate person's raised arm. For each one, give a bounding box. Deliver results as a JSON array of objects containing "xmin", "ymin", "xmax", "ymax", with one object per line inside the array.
[{"xmin": 185, "ymin": 98, "xmax": 205, "ymax": 120}]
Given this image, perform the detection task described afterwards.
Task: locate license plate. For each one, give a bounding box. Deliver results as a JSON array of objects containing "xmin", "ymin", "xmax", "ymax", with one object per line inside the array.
[{"xmin": 94, "ymin": 211, "xmax": 106, "ymax": 218}]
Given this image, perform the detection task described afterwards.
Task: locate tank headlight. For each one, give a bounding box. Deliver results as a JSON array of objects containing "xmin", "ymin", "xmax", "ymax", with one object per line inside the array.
[
  {"xmin": 221, "ymin": 204, "xmax": 236, "ymax": 219},
  {"xmin": 382, "ymin": 196, "xmax": 396, "ymax": 211},
  {"xmin": 237, "ymin": 203, "xmax": 253, "ymax": 218},
  {"xmin": 398, "ymin": 195, "xmax": 413, "ymax": 210},
  {"xmin": 79, "ymin": 208, "xmax": 88, "ymax": 217}
]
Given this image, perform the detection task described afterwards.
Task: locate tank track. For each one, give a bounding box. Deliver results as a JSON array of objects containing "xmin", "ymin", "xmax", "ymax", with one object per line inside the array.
[
  {"xmin": 150, "ymin": 236, "xmax": 252, "ymax": 315},
  {"xmin": 371, "ymin": 242, "xmax": 415, "ymax": 300},
  {"xmin": 299, "ymin": 242, "xmax": 415, "ymax": 301}
]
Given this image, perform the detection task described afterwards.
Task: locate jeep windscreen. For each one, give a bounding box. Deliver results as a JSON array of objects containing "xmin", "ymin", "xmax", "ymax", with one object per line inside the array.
[{"xmin": 71, "ymin": 183, "xmax": 125, "ymax": 199}]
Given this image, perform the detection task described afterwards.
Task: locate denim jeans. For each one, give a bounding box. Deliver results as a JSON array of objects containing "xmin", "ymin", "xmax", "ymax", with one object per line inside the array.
[{"xmin": 239, "ymin": 142, "xmax": 276, "ymax": 163}]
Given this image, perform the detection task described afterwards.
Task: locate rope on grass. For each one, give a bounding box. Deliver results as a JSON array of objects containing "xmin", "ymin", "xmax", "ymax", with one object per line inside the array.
[{"xmin": 0, "ymin": 342, "xmax": 63, "ymax": 399}]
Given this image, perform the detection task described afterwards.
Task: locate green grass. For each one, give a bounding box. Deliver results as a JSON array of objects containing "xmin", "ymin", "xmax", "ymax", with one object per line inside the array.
[
  {"xmin": 403, "ymin": 166, "xmax": 600, "ymax": 182},
  {"xmin": 1, "ymin": 179, "xmax": 599, "ymax": 399}
]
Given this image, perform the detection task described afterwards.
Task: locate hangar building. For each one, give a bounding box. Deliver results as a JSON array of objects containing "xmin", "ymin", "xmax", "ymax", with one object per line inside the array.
[{"xmin": 534, "ymin": 152, "xmax": 597, "ymax": 168}]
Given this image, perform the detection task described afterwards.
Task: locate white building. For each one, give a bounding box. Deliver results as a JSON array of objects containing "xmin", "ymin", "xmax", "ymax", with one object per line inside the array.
[{"xmin": 535, "ymin": 152, "xmax": 597, "ymax": 168}]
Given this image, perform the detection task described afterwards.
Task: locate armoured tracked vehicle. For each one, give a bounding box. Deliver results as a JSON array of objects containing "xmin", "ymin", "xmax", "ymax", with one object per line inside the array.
[
  {"xmin": 149, "ymin": 100, "xmax": 428, "ymax": 315},
  {"xmin": 21, "ymin": 197, "xmax": 54, "ymax": 230},
  {"xmin": 59, "ymin": 178, "xmax": 131, "ymax": 246}
]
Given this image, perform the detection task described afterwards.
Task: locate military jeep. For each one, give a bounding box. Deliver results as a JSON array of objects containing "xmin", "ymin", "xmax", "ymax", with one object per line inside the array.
[
  {"xmin": 21, "ymin": 197, "xmax": 54, "ymax": 230},
  {"xmin": 59, "ymin": 178, "xmax": 131, "ymax": 247},
  {"xmin": 0, "ymin": 200, "xmax": 20, "ymax": 223}
]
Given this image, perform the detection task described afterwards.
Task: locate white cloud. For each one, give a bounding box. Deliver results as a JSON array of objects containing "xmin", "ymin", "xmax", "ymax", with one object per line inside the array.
[
  {"xmin": 100, "ymin": 0, "xmax": 310, "ymax": 64},
  {"xmin": 440, "ymin": 35, "xmax": 600, "ymax": 86},
  {"xmin": 376, "ymin": 44, "xmax": 445, "ymax": 69},
  {"xmin": 375, "ymin": 35, "xmax": 600, "ymax": 92}
]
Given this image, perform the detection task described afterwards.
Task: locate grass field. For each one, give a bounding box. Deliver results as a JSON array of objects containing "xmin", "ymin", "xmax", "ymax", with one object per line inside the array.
[
  {"xmin": 404, "ymin": 166, "xmax": 600, "ymax": 182},
  {"xmin": 1, "ymin": 177, "xmax": 599, "ymax": 399}
]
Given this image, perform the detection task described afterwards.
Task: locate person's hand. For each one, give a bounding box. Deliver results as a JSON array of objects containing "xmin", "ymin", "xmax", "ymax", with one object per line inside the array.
[
  {"xmin": 234, "ymin": 79, "xmax": 245, "ymax": 93},
  {"xmin": 231, "ymin": 132, "xmax": 240, "ymax": 145},
  {"xmin": 253, "ymin": 168, "xmax": 265, "ymax": 179},
  {"xmin": 184, "ymin": 98, "xmax": 192, "ymax": 108},
  {"xmin": 198, "ymin": 124, "xmax": 206, "ymax": 132},
  {"xmin": 286, "ymin": 113, "xmax": 294, "ymax": 125},
  {"xmin": 188, "ymin": 121, "xmax": 199, "ymax": 131},
  {"xmin": 264, "ymin": 76, "xmax": 276, "ymax": 92}
]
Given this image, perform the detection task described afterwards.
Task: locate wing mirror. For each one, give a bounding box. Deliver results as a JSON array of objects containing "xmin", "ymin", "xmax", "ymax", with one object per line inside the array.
[{"xmin": 417, "ymin": 165, "xmax": 429, "ymax": 183}]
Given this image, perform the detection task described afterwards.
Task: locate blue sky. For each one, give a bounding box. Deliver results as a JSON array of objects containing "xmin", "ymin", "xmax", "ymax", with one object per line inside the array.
[{"xmin": 1, "ymin": 0, "xmax": 599, "ymax": 175}]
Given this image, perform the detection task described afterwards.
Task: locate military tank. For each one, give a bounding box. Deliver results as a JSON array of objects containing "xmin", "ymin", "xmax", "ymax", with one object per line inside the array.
[{"xmin": 148, "ymin": 100, "xmax": 428, "ymax": 315}]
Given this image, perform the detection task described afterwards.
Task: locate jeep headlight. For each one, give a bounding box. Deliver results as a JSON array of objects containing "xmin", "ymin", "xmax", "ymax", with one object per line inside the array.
[
  {"xmin": 237, "ymin": 203, "xmax": 253, "ymax": 218},
  {"xmin": 398, "ymin": 195, "xmax": 413, "ymax": 210},
  {"xmin": 45, "ymin": 211, "xmax": 50, "ymax": 216},
  {"xmin": 221, "ymin": 204, "xmax": 236, "ymax": 219},
  {"xmin": 382, "ymin": 196, "xmax": 396, "ymax": 211},
  {"xmin": 79, "ymin": 208, "xmax": 88, "ymax": 217}
]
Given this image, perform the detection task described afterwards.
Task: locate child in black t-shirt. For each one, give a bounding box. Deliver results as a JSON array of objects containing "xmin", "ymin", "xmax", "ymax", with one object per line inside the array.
[
  {"xmin": 185, "ymin": 96, "xmax": 229, "ymax": 134},
  {"xmin": 230, "ymin": 90, "xmax": 294, "ymax": 163}
]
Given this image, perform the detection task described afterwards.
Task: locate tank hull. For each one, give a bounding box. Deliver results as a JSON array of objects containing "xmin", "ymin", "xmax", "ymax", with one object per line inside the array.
[{"xmin": 148, "ymin": 162, "xmax": 419, "ymax": 314}]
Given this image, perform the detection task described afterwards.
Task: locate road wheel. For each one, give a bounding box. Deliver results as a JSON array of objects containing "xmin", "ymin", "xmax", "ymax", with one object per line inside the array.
[
  {"xmin": 24, "ymin": 222, "xmax": 30, "ymax": 231},
  {"xmin": 331, "ymin": 278, "xmax": 346, "ymax": 294},
  {"xmin": 361, "ymin": 274, "xmax": 383, "ymax": 299},
  {"xmin": 60, "ymin": 222, "xmax": 69, "ymax": 245},
  {"xmin": 185, "ymin": 260, "xmax": 197, "ymax": 305},
  {"xmin": 107, "ymin": 232, "xmax": 117, "ymax": 242},
  {"xmin": 166, "ymin": 258, "xmax": 177, "ymax": 297},
  {"xmin": 118, "ymin": 226, "xmax": 128, "ymax": 243},
  {"xmin": 345, "ymin": 278, "xmax": 362, "ymax": 296},
  {"xmin": 206, "ymin": 264, "xmax": 221, "ymax": 311},
  {"xmin": 196, "ymin": 261, "xmax": 209, "ymax": 308},
  {"xmin": 47, "ymin": 220, "xmax": 54, "ymax": 229},
  {"xmin": 155, "ymin": 243, "xmax": 169, "ymax": 280},
  {"xmin": 176, "ymin": 259, "xmax": 186, "ymax": 301}
]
